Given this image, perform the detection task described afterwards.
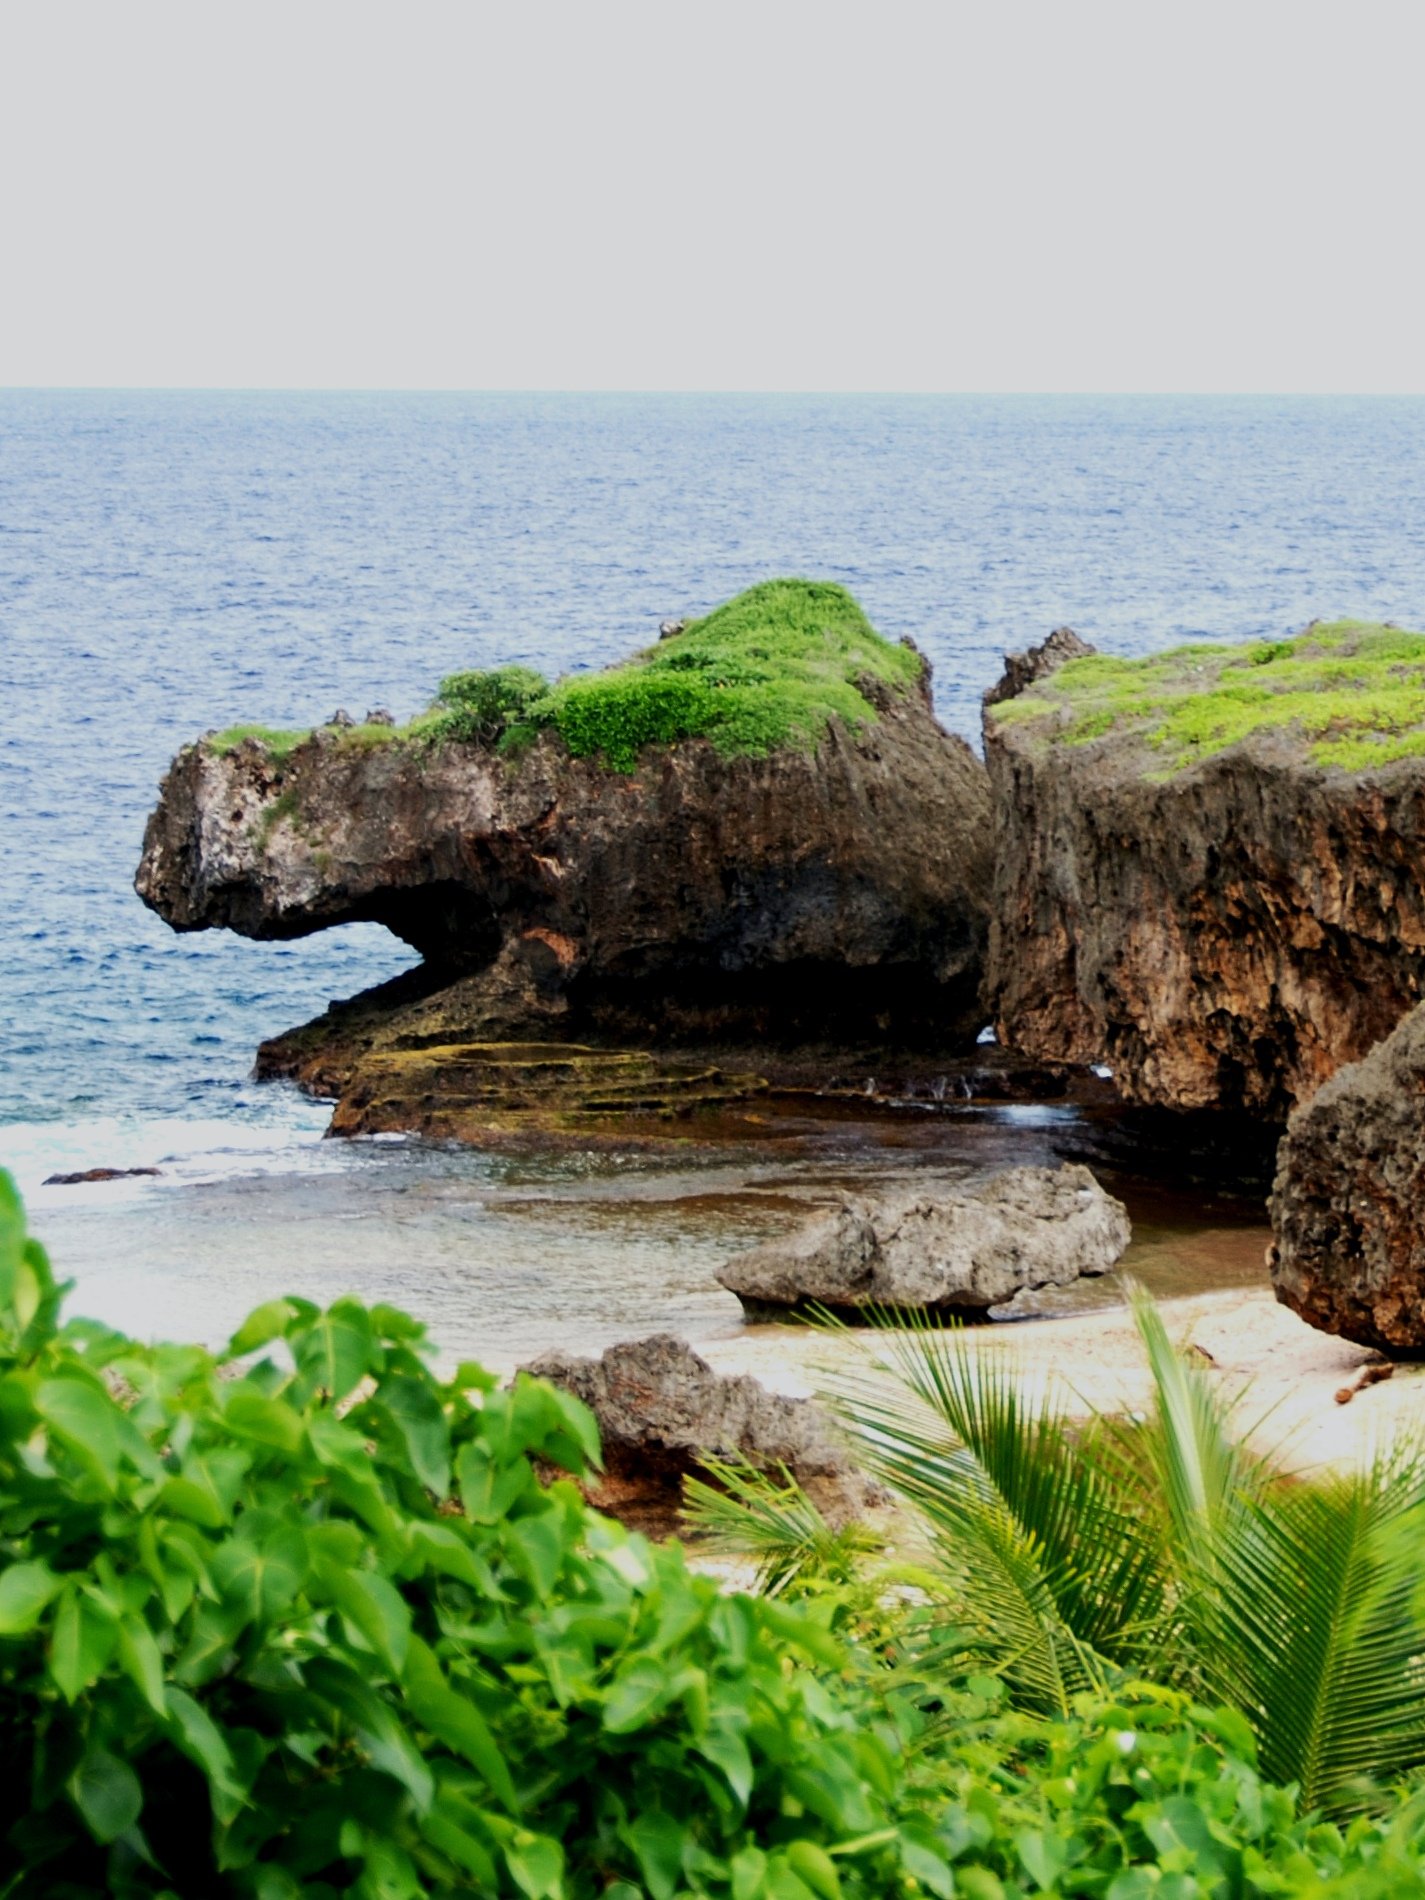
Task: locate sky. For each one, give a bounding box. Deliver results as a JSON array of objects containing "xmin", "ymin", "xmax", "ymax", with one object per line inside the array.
[{"xmin": 2, "ymin": 1, "xmax": 1422, "ymax": 393}]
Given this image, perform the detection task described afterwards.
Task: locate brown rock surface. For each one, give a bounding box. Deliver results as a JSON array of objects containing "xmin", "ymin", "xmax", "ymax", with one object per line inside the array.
[
  {"xmin": 983, "ymin": 657, "xmax": 1425, "ymax": 1117},
  {"xmin": 521, "ymin": 1333, "xmax": 880, "ymax": 1534},
  {"xmin": 1269, "ymin": 1001, "xmax": 1425, "ymax": 1350},
  {"xmin": 137, "ymin": 674, "xmax": 993, "ymax": 1080}
]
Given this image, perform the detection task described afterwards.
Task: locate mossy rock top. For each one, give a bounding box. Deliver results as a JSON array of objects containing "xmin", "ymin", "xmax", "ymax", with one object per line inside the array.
[
  {"xmin": 207, "ymin": 579, "xmax": 924, "ymax": 773},
  {"xmin": 987, "ymin": 619, "xmax": 1425, "ymax": 777}
]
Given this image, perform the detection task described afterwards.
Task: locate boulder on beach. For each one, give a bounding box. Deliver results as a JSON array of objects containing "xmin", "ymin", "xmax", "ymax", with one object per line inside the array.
[
  {"xmin": 1269, "ymin": 1000, "xmax": 1425, "ymax": 1351},
  {"xmin": 521, "ymin": 1332, "xmax": 879, "ymax": 1533},
  {"xmin": 136, "ymin": 581, "xmax": 994, "ymax": 1139},
  {"xmin": 983, "ymin": 620, "xmax": 1425, "ymax": 1117},
  {"xmin": 717, "ymin": 1162, "xmax": 1130, "ymax": 1317}
]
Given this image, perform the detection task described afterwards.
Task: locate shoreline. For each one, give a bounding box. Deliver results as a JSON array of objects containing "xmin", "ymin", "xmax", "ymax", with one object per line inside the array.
[{"xmin": 699, "ymin": 1281, "xmax": 1424, "ymax": 1476}]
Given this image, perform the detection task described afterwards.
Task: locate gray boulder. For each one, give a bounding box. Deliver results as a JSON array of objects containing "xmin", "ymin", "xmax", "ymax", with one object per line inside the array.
[
  {"xmin": 521, "ymin": 1332, "xmax": 879, "ymax": 1532},
  {"xmin": 718, "ymin": 1163, "xmax": 1131, "ymax": 1317},
  {"xmin": 1270, "ymin": 1001, "xmax": 1425, "ymax": 1350}
]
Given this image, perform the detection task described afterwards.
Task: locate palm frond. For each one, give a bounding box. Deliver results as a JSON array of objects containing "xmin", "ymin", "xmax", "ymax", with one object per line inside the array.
[
  {"xmin": 681, "ymin": 1458, "xmax": 881, "ymax": 1595},
  {"xmin": 822, "ymin": 1308, "xmax": 1169, "ymax": 1710}
]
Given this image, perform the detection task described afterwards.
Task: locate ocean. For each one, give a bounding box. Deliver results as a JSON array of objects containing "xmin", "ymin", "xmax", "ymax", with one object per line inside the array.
[{"xmin": 4, "ymin": 391, "xmax": 1424, "ymax": 1362}]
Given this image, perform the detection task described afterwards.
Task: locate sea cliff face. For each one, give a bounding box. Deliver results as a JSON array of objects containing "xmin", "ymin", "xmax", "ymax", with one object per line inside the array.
[
  {"xmin": 138, "ymin": 681, "xmax": 993, "ymax": 1044},
  {"xmin": 982, "ymin": 624, "xmax": 1425, "ymax": 1118},
  {"xmin": 136, "ymin": 585, "xmax": 997, "ymax": 1140}
]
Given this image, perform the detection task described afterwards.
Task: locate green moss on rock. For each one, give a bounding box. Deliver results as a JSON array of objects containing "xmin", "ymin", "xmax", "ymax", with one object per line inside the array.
[{"xmin": 988, "ymin": 619, "xmax": 1425, "ymax": 775}]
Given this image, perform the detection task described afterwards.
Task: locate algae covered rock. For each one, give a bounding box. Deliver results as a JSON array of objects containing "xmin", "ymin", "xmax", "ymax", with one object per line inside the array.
[
  {"xmin": 137, "ymin": 582, "xmax": 994, "ymax": 1093},
  {"xmin": 717, "ymin": 1163, "xmax": 1130, "ymax": 1318},
  {"xmin": 1269, "ymin": 1001, "xmax": 1425, "ymax": 1350},
  {"xmin": 984, "ymin": 620, "xmax": 1425, "ymax": 1116},
  {"xmin": 520, "ymin": 1333, "xmax": 880, "ymax": 1532}
]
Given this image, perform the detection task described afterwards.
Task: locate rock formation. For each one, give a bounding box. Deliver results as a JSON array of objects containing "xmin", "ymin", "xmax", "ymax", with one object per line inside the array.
[
  {"xmin": 521, "ymin": 1333, "xmax": 879, "ymax": 1532},
  {"xmin": 983, "ymin": 620, "xmax": 1425, "ymax": 1117},
  {"xmin": 718, "ymin": 1163, "xmax": 1130, "ymax": 1317},
  {"xmin": 1269, "ymin": 1001, "xmax": 1425, "ymax": 1350},
  {"xmin": 137, "ymin": 584, "xmax": 995, "ymax": 1141}
]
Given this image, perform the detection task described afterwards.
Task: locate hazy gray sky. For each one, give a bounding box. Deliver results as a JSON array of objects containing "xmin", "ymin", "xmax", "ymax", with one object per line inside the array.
[{"xmin": 3, "ymin": 1, "xmax": 1421, "ymax": 392}]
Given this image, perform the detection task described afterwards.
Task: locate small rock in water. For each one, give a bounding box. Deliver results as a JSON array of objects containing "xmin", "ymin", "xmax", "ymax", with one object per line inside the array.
[
  {"xmin": 718, "ymin": 1163, "xmax": 1130, "ymax": 1318},
  {"xmin": 44, "ymin": 1166, "xmax": 162, "ymax": 1186}
]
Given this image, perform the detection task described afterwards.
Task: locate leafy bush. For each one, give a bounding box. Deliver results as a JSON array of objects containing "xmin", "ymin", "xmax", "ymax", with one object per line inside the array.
[
  {"xmin": 0, "ymin": 1170, "xmax": 951, "ymax": 1898},
  {"xmin": 431, "ymin": 666, "xmax": 550, "ymax": 749},
  {"xmin": 537, "ymin": 580, "xmax": 922, "ymax": 771}
]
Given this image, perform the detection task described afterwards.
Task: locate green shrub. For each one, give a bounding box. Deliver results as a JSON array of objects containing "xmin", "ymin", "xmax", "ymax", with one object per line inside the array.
[
  {"xmin": 0, "ymin": 1171, "xmax": 946, "ymax": 1898},
  {"xmin": 432, "ymin": 666, "xmax": 550, "ymax": 748},
  {"xmin": 545, "ymin": 579, "xmax": 921, "ymax": 771}
]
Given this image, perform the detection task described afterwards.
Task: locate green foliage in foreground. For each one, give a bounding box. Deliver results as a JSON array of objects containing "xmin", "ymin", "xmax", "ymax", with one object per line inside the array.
[
  {"xmin": 8, "ymin": 1163, "xmax": 1425, "ymax": 1900},
  {"xmin": 0, "ymin": 1170, "xmax": 946, "ymax": 1898},
  {"xmin": 787, "ymin": 1295, "xmax": 1425, "ymax": 1820},
  {"xmin": 987, "ymin": 619, "xmax": 1425, "ymax": 774},
  {"xmin": 206, "ymin": 580, "xmax": 923, "ymax": 775}
]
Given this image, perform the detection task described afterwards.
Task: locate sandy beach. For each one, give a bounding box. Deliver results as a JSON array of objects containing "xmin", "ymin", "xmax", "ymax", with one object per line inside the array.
[{"xmin": 700, "ymin": 1282, "xmax": 1425, "ymax": 1477}]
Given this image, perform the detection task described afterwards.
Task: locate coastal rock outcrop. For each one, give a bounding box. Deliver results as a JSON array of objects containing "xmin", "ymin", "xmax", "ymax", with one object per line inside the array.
[
  {"xmin": 1269, "ymin": 1000, "xmax": 1425, "ymax": 1350},
  {"xmin": 521, "ymin": 1333, "xmax": 879, "ymax": 1532},
  {"xmin": 983, "ymin": 620, "xmax": 1425, "ymax": 1116},
  {"xmin": 137, "ymin": 584, "xmax": 994, "ymax": 1119},
  {"xmin": 717, "ymin": 1163, "xmax": 1130, "ymax": 1317}
]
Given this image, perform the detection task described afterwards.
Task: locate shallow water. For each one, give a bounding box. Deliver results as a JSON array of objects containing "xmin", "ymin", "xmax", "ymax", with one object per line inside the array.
[
  {"xmin": 4, "ymin": 391, "xmax": 1405, "ymax": 1351},
  {"xmin": 32, "ymin": 1101, "xmax": 1268, "ymax": 1373}
]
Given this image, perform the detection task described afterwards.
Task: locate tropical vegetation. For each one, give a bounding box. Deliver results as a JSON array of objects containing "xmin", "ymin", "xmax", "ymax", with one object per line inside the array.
[{"xmin": 6, "ymin": 1167, "xmax": 1425, "ymax": 1895}]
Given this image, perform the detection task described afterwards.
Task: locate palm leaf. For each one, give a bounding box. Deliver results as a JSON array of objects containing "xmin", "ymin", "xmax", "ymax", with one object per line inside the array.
[
  {"xmin": 823, "ymin": 1309, "xmax": 1168, "ymax": 1711},
  {"xmin": 681, "ymin": 1458, "xmax": 880, "ymax": 1595},
  {"xmin": 1132, "ymin": 1291, "xmax": 1425, "ymax": 1812}
]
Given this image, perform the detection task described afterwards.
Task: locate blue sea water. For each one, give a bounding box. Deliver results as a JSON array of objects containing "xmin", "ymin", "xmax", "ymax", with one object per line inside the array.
[{"xmin": 3, "ymin": 391, "xmax": 1425, "ymax": 1353}]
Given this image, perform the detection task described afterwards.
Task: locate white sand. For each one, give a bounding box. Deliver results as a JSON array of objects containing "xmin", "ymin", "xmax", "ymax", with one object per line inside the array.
[{"xmin": 696, "ymin": 1285, "xmax": 1425, "ymax": 1477}]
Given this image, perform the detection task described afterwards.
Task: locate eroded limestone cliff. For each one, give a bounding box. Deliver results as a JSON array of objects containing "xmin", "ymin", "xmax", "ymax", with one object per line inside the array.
[
  {"xmin": 137, "ymin": 585, "xmax": 995, "ymax": 1138},
  {"xmin": 983, "ymin": 623, "xmax": 1425, "ymax": 1117}
]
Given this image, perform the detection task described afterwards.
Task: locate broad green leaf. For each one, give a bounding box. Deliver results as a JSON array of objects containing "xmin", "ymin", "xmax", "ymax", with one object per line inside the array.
[
  {"xmin": 505, "ymin": 1833, "xmax": 564, "ymax": 1900},
  {"xmin": 49, "ymin": 1586, "xmax": 119, "ymax": 1700},
  {"xmin": 372, "ymin": 1374, "xmax": 451, "ymax": 1495},
  {"xmin": 603, "ymin": 1656, "xmax": 671, "ymax": 1733},
  {"xmin": 1015, "ymin": 1827, "xmax": 1070, "ymax": 1892},
  {"xmin": 786, "ymin": 1840, "xmax": 843, "ymax": 1900},
  {"xmin": 166, "ymin": 1685, "xmax": 247, "ymax": 1824},
  {"xmin": 212, "ymin": 1524, "xmax": 309, "ymax": 1624},
  {"xmin": 117, "ymin": 1612, "xmax": 168, "ymax": 1716},
  {"xmin": 698, "ymin": 1725, "xmax": 753, "ymax": 1811},
  {"xmin": 71, "ymin": 1746, "xmax": 143, "ymax": 1843},
  {"xmin": 302, "ymin": 1656, "xmax": 433, "ymax": 1811},
  {"xmin": 456, "ymin": 1440, "xmax": 529, "ymax": 1525},
  {"xmin": 222, "ymin": 1385, "xmax": 305, "ymax": 1454},
  {"xmin": 0, "ymin": 1559, "xmax": 61, "ymax": 1634},
  {"xmin": 291, "ymin": 1300, "xmax": 373, "ymax": 1404},
  {"xmin": 627, "ymin": 1809, "xmax": 684, "ymax": 1900},
  {"xmin": 36, "ymin": 1375, "xmax": 162, "ymax": 1489},
  {"xmin": 227, "ymin": 1298, "xmax": 301, "ymax": 1356},
  {"xmin": 404, "ymin": 1635, "xmax": 518, "ymax": 1810},
  {"xmin": 503, "ymin": 1510, "xmax": 566, "ymax": 1599},
  {"xmin": 315, "ymin": 1560, "xmax": 410, "ymax": 1674}
]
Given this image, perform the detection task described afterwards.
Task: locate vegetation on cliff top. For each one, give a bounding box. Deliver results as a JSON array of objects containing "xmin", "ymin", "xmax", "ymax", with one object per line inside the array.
[
  {"xmin": 988, "ymin": 619, "xmax": 1425, "ymax": 774},
  {"xmin": 208, "ymin": 580, "xmax": 923, "ymax": 774}
]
